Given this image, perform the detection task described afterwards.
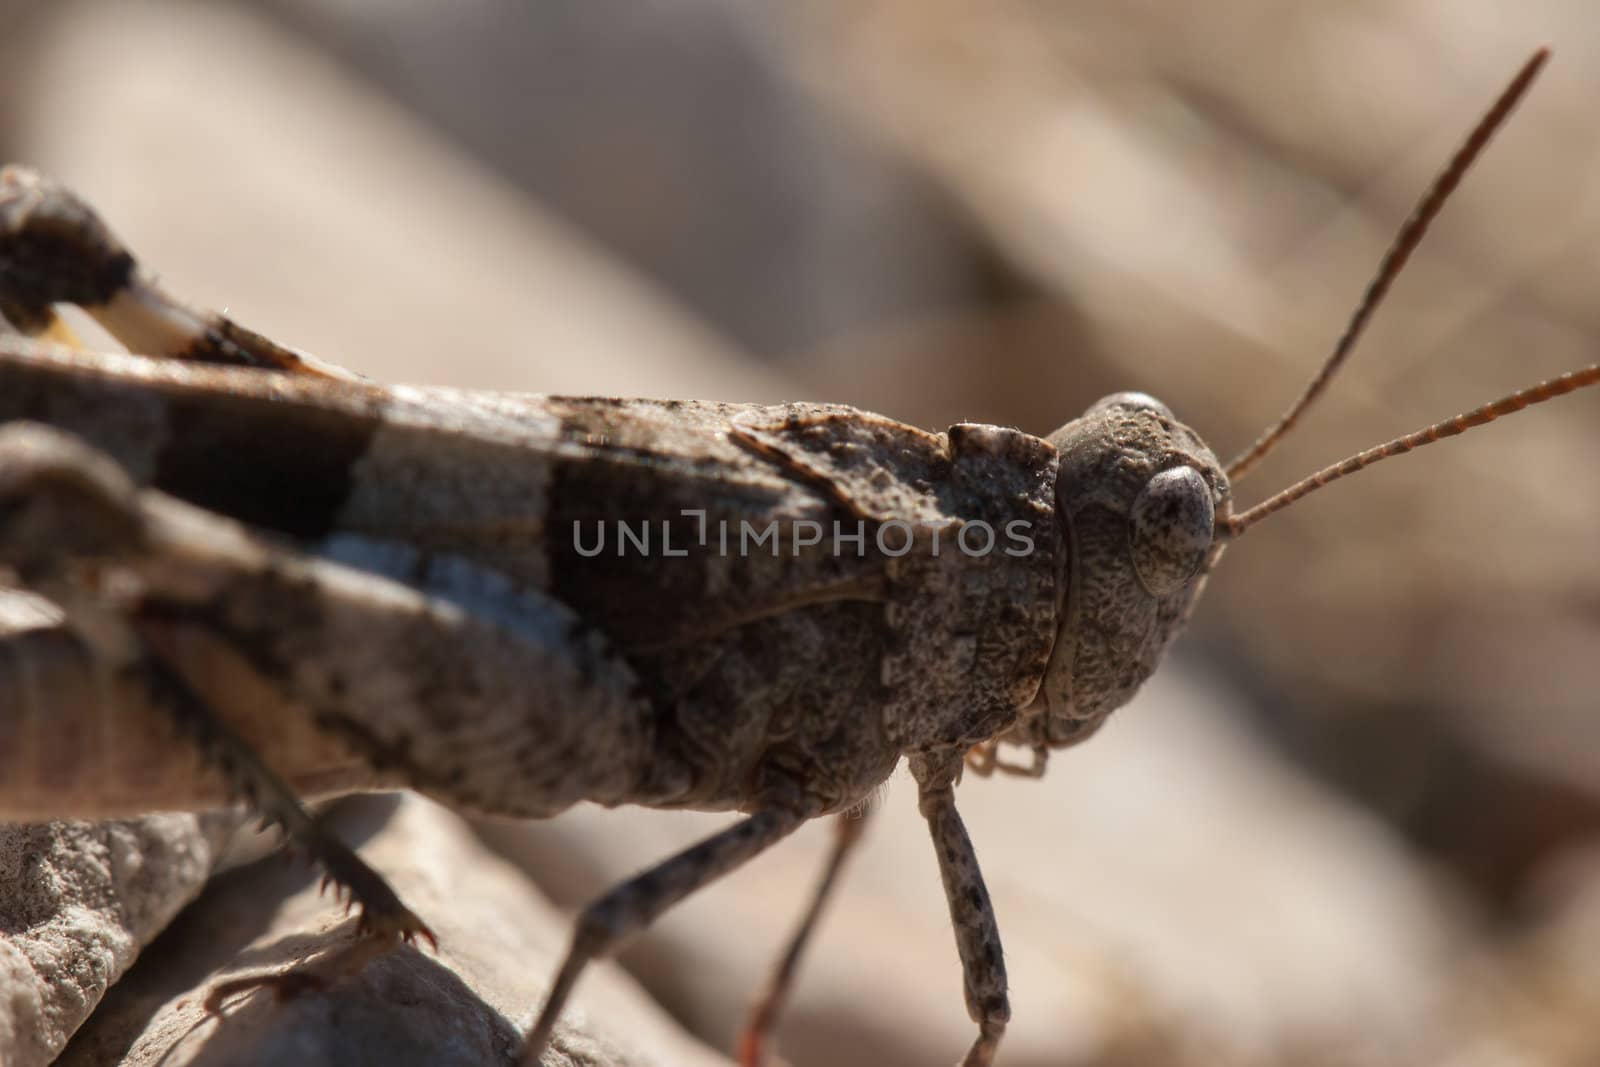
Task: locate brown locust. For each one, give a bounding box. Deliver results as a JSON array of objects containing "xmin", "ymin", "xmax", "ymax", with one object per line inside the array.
[{"xmin": 0, "ymin": 46, "xmax": 1592, "ymax": 1067}]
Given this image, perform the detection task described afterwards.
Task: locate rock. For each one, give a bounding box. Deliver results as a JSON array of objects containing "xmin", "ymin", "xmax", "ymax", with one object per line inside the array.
[
  {"xmin": 0, "ymin": 815, "xmax": 235, "ymax": 1067},
  {"xmin": 57, "ymin": 795, "xmax": 733, "ymax": 1067}
]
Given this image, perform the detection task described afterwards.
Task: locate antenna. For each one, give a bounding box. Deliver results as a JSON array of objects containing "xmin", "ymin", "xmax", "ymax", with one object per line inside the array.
[
  {"xmin": 1222, "ymin": 365, "xmax": 1600, "ymax": 537},
  {"xmin": 1224, "ymin": 47, "xmax": 1550, "ymax": 483}
]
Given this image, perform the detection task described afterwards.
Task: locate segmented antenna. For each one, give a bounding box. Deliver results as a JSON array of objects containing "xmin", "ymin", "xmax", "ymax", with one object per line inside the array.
[
  {"xmin": 1223, "ymin": 365, "xmax": 1600, "ymax": 536},
  {"xmin": 1224, "ymin": 47, "xmax": 1550, "ymax": 482}
]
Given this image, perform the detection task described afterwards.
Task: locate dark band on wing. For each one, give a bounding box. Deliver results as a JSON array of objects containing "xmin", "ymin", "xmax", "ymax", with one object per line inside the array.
[{"xmin": 153, "ymin": 388, "xmax": 382, "ymax": 539}]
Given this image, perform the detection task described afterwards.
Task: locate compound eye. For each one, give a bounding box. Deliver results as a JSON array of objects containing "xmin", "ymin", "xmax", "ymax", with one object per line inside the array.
[
  {"xmin": 1129, "ymin": 465, "xmax": 1214, "ymax": 596},
  {"xmin": 1087, "ymin": 391, "xmax": 1171, "ymax": 418}
]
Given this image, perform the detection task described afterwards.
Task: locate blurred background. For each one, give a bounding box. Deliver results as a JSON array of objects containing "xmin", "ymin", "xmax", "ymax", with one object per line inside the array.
[{"xmin": 4, "ymin": 1, "xmax": 1599, "ymax": 1064}]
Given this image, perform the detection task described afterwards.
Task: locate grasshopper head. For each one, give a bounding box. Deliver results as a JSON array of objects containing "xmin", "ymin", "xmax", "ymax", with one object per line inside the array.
[
  {"xmin": 980, "ymin": 50, "xmax": 1585, "ymax": 770},
  {"xmin": 1028, "ymin": 393, "xmax": 1229, "ymax": 748}
]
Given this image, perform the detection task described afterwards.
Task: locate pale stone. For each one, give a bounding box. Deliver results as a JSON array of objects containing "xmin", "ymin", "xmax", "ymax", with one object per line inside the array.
[
  {"xmin": 58, "ymin": 795, "xmax": 733, "ymax": 1067},
  {"xmin": 0, "ymin": 816, "xmax": 235, "ymax": 1067}
]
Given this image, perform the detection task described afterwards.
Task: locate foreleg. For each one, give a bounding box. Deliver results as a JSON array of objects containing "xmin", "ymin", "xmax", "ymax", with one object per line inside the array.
[{"xmin": 912, "ymin": 750, "xmax": 1010, "ymax": 1067}]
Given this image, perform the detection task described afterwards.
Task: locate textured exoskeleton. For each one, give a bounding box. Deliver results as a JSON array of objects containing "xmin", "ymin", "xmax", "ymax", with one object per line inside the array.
[
  {"xmin": 2, "ymin": 51, "xmax": 1590, "ymax": 1067},
  {"xmin": 0, "ymin": 163, "xmax": 1227, "ymax": 1066}
]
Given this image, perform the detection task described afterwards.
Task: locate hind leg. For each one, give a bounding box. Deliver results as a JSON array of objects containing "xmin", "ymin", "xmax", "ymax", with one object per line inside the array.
[
  {"xmin": 0, "ymin": 437, "xmax": 431, "ymax": 945},
  {"xmin": 1, "ymin": 164, "xmax": 356, "ymax": 379}
]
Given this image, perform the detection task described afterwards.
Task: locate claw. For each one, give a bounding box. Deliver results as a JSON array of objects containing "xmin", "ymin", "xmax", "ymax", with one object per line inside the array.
[{"xmin": 358, "ymin": 904, "xmax": 437, "ymax": 952}]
